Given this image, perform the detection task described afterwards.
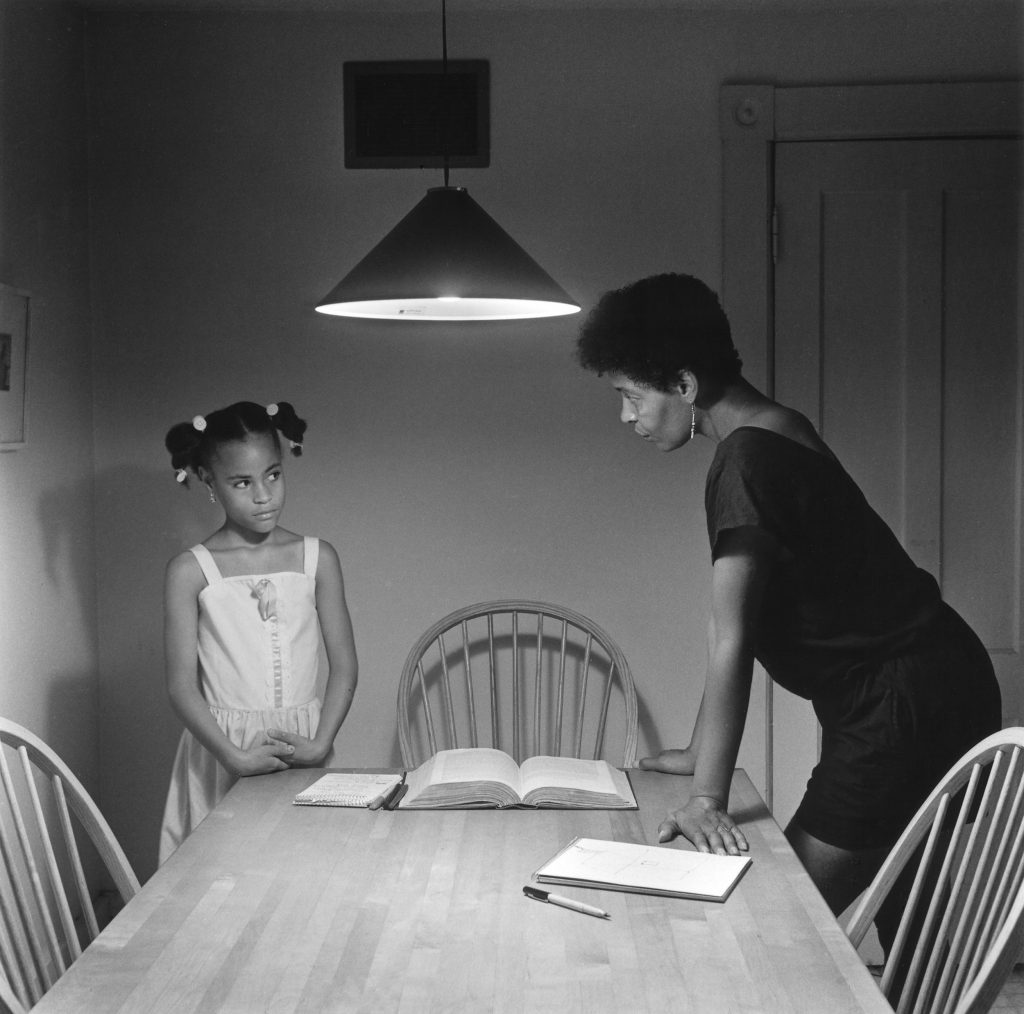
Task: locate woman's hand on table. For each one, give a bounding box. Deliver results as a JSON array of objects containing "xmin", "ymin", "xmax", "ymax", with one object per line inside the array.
[
  {"xmin": 657, "ymin": 794, "xmax": 749, "ymax": 856},
  {"xmin": 639, "ymin": 747, "xmax": 697, "ymax": 775}
]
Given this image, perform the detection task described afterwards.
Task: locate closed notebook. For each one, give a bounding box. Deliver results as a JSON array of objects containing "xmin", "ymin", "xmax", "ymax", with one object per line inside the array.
[
  {"xmin": 534, "ymin": 836, "xmax": 752, "ymax": 901},
  {"xmin": 293, "ymin": 773, "xmax": 402, "ymax": 808}
]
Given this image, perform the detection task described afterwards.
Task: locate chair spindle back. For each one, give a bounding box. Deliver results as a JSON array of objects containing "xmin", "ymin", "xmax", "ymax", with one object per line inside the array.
[
  {"xmin": 845, "ymin": 728, "xmax": 1024, "ymax": 1014},
  {"xmin": 398, "ymin": 600, "xmax": 638, "ymax": 769},
  {"xmin": 0, "ymin": 719, "xmax": 139, "ymax": 1012}
]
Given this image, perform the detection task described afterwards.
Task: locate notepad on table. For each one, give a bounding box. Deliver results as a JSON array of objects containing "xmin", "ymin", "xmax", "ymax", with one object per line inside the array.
[
  {"xmin": 534, "ymin": 836, "xmax": 752, "ymax": 902},
  {"xmin": 397, "ymin": 748, "xmax": 636, "ymax": 810},
  {"xmin": 293, "ymin": 773, "xmax": 403, "ymax": 808}
]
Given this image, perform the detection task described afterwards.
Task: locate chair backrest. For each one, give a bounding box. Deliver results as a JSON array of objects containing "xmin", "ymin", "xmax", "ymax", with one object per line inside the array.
[
  {"xmin": 398, "ymin": 600, "xmax": 638, "ymax": 769},
  {"xmin": 0, "ymin": 717, "xmax": 140, "ymax": 1011},
  {"xmin": 845, "ymin": 727, "xmax": 1024, "ymax": 1014}
]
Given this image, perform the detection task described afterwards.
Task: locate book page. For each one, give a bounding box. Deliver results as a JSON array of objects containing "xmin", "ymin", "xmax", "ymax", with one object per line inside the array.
[
  {"xmin": 427, "ymin": 748, "xmax": 522, "ymax": 791},
  {"xmin": 402, "ymin": 748, "xmax": 523, "ymax": 806},
  {"xmin": 518, "ymin": 756, "xmax": 617, "ymax": 795},
  {"xmin": 535, "ymin": 837, "xmax": 751, "ymax": 900}
]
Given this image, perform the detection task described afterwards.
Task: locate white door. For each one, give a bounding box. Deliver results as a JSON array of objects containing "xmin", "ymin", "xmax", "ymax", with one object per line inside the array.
[{"xmin": 771, "ymin": 137, "xmax": 1023, "ymax": 830}]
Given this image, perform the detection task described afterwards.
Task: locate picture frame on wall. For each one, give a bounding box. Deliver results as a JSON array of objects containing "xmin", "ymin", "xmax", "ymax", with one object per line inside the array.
[{"xmin": 0, "ymin": 283, "xmax": 30, "ymax": 450}]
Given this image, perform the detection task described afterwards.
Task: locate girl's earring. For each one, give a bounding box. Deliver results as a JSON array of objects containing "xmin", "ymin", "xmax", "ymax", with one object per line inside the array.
[
  {"xmin": 208, "ymin": 487, "xmax": 217, "ymax": 504},
  {"xmin": 690, "ymin": 402, "xmax": 696, "ymax": 441}
]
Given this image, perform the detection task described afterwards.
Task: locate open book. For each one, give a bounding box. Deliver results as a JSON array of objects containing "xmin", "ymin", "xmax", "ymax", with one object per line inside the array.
[
  {"xmin": 397, "ymin": 748, "xmax": 637, "ymax": 809},
  {"xmin": 534, "ymin": 836, "xmax": 752, "ymax": 901}
]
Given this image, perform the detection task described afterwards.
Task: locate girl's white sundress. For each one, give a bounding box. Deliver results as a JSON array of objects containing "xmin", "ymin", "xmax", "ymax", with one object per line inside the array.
[{"xmin": 158, "ymin": 536, "xmax": 323, "ymax": 864}]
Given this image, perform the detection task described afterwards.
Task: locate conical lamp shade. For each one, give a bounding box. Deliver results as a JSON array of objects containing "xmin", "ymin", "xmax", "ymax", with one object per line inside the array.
[{"xmin": 315, "ymin": 186, "xmax": 580, "ymax": 320}]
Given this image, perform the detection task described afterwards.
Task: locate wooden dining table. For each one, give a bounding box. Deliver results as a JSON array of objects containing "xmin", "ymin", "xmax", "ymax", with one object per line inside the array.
[{"xmin": 32, "ymin": 767, "xmax": 891, "ymax": 1013}]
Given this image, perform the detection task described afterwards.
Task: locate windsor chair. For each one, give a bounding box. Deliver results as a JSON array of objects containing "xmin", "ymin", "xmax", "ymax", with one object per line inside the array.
[
  {"xmin": 397, "ymin": 600, "xmax": 638, "ymax": 769},
  {"xmin": 0, "ymin": 718, "xmax": 139, "ymax": 1012},
  {"xmin": 845, "ymin": 727, "xmax": 1024, "ymax": 1014}
]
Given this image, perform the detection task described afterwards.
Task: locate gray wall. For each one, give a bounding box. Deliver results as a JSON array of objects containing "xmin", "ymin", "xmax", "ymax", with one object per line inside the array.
[{"xmin": 0, "ymin": 2, "xmax": 98, "ymax": 796}]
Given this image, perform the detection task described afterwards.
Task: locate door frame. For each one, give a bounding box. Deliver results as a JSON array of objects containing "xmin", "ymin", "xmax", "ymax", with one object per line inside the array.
[{"xmin": 719, "ymin": 80, "xmax": 1023, "ymax": 809}]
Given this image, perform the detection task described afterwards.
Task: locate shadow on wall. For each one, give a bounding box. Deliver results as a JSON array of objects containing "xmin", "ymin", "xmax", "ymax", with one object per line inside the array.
[
  {"xmin": 85, "ymin": 463, "xmax": 212, "ymax": 880},
  {"xmin": 38, "ymin": 477, "xmax": 101, "ymax": 649},
  {"xmin": 37, "ymin": 669, "xmax": 100, "ymax": 786},
  {"xmin": 40, "ymin": 669, "xmax": 111, "ymax": 894}
]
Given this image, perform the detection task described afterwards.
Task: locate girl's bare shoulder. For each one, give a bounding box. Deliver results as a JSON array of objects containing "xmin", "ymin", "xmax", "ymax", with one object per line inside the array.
[
  {"xmin": 165, "ymin": 548, "xmax": 206, "ymax": 592},
  {"xmin": 166, "ymin": 545, "xmax": 200, "ymax": 570}
]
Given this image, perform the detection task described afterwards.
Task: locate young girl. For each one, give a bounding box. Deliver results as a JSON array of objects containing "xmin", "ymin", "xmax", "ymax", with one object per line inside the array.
[{"xmin": 158, "ymin": 400, "xmax": 358, "ymax": 863}]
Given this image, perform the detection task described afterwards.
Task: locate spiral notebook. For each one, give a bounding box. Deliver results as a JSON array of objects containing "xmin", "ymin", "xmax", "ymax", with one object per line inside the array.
[{"xmin": 293, "ymin": 773, "xmax": 403, "ymax": 808}]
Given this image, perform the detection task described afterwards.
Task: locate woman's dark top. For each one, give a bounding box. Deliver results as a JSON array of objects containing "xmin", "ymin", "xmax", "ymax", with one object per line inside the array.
[{"xmin": 705, "ymin": 426, "xmax": 942, "ymax": 699}]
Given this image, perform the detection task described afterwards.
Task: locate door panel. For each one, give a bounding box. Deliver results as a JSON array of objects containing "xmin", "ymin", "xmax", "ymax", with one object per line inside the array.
[
  {"xmin": 772, "ymin": 138, "xmax": 1023, "ymax": 830},
  {"xmin": 942, "ymin": 190, "xmax": 1022, "ymax": 655}
]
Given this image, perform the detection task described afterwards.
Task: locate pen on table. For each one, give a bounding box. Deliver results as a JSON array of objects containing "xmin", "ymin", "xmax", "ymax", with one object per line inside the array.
[
  {"xmin": 523, "ymin": 885, "xmax": 610, "ymax": 920},
  {"xmin": 367, "ymin": 773, "xmax": 406, "ymax": 811},
  {"xmin": 384, "ymin": 780, "xmax": 409, "ymax": 810}
]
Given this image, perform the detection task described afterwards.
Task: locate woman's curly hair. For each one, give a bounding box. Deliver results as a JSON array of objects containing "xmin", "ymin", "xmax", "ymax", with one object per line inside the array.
[
  {"xmin": 165, "ymin": 401, "xmax": 307, "ymax": 486},
  {"xmin": 576, "ymin": 273, "xmax": 743, "ymax": 390}
]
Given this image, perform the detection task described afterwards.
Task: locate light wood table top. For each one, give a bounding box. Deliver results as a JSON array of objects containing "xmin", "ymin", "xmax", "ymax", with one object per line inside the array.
[{"xmin": 34, "ymin": 768, "xmax": 890, "ymax": 1013}]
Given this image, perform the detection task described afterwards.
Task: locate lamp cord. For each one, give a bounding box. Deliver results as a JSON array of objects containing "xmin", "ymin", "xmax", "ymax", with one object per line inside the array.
[{"xmin": 441, "ymin": 0, "xmax": 449, "ymax": 187}]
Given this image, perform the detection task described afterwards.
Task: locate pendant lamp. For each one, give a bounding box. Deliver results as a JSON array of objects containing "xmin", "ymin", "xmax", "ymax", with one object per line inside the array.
[{"xmin": 315, "ymin": 2, "xmax": 579, "ymax": 322}]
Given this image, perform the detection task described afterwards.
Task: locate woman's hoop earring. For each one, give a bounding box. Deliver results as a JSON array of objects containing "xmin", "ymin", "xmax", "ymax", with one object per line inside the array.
[{"xmin": 690, "ymin": 402, "xmax": 696, "ymax": 440}]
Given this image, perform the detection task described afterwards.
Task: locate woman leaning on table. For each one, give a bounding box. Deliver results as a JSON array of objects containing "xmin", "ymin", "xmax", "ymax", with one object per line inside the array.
[{"xmin": 576, "ymin": 272, "xmax": 1000, "ymax": 951}]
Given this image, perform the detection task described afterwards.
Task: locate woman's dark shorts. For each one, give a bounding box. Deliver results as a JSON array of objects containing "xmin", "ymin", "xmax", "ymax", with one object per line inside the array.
[{"xmin": 792, "ymin": 603, "xmax": 1001, "ymax": 851}]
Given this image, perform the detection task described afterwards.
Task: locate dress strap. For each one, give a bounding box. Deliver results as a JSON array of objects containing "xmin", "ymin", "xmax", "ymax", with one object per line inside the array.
[
  {"xmin": 303, "ymin": 536, "xmax": 320, "ymax": 579},
  {"xmin": 189, "ymin": 544, "xmax": 223, "ymax": 585}
]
